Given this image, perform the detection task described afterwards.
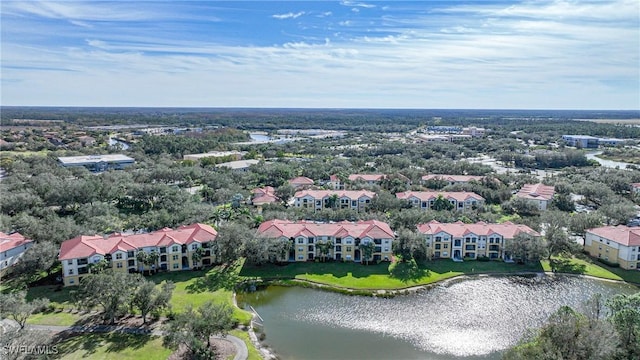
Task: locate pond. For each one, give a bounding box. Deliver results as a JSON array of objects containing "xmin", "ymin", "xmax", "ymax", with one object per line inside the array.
[{"xmin": 238, "ymin": 276, "xmax": 637, "ymax": 360}]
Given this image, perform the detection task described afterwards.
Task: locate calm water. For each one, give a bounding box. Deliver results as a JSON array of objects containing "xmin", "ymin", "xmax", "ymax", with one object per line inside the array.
[
  {"xmin": 586, "ymin": 151, "xmax": 633, "ymax": 169},
  {"xmin": 238, "ymin": 276, "xmax": 638, "ymax": 360}
]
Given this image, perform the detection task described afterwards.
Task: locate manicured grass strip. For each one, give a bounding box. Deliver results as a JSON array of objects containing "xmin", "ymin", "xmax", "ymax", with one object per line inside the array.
[
  {"xmin": 55, "ymin": 333, "xmax": 171, "ymax": 360},
  {"xmin": 230, "ymin": 329, "xmax": 263, "ymax": 360},
  {"xmin": 240, "ymin": 260, "xmax": 544, "ymax": 290},
  {"xmin": 27, "ymin": 311, "xmax": 83, "ymax": 326},
  {"xmin": 542, "ymin": 256, "xmax": 640, "ymax": 284}
]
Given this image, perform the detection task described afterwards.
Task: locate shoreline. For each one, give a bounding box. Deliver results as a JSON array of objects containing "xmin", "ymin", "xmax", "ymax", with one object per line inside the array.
[
  {"xmin": 241, "ymin": 270, "xmax": 639, "ymax": 298},
  {"xmin": 235, "ymin": 271, "xmax": 639, "ymax": 359}
]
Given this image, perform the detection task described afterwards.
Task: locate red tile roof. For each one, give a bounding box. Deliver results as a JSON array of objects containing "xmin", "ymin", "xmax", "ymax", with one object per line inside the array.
[
  {"xmin": 58, "ymin": 223, "xmax": 217, "ymax": 261},
  {"xmin": 252, "ymin": 186, "xmax": 279, "ymax": 205},
  {"xmin": 258, "ymin": 219, "xmax": 394, "ymax": 239},
  {"xmin": 516, "ymin": 183, "xmax": 555, "ymax": 201},
  {"xmin": 417, "ymin": 220, "xmax": 539, "ymax": 238},
  {"xmin": 348, "ymin": 174, "xmax": 386, "ymax": 182},
  {"xmin": 289, "ymin": 176, "xmax": 314, "ymax": 186},
  {"xmin": 295, "ymin": 189, "xmax": 376, "ymax": 199},
  {"xmin": 396, "ymin": 191, "xmax": 484, "ymax": 202},
  {"xmin": 0, "ymin": 232, "xmax": 33, "ymax": 252},
  {"xmin": 587, "ymin": 225, "xmax": 640, "ymax": 247},
  {"xmin": 421, "ymin": 174, "xmax": 485, "ymax": 183}
]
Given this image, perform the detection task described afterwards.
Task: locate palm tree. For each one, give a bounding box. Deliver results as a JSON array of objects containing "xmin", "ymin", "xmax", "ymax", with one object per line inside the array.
[
  {"xmin": 191, "ymin": 247, "xmax": 204, "ymax": 269},
  {"xmin": 317, "ymin": 240, "xmax": 334, "ymax": 262},
  {"xmin": 145, "ymin": 251, "xmax": 159, "ymax": 274}
]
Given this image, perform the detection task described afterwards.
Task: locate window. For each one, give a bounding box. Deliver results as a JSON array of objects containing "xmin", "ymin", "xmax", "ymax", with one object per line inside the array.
[
  {"xmin": 346, "ymin": 246, "xmax": 352, "ymax": 252},
  {"xmin": 117, "ymin": 263, "xmax": 123, "ymax": 268},
  {"xmin": 336, "ymin": 246, "xmax": 342, "ymax": 252},
  {"xmin": 346, "ymin": 239, "xmax": 352, "ymax": 244},
  {"xmin": 384, "ymin": 247, "xmax": 389, "ymax": 252},
  {"xmin": 308, "ymin": 246, "xmax": 314, "ymax": 252},
  {"xmin": 172, "ymin": 246, "xmax": 179, "ymax": 252},
  {"xmin": 298, "ymin": 239, "xmax": 304, "ymax": 244},
  {"xmin": 68, "ymin": 269, "xmax": 74, "ymax": 275},
  {"xmin": 298, "ymin": 255, "xmax": 304, "ymax": 260},
  {"xmin": 67, "ymin": 260, "xmax": 73, "ymax": 265},
  {"xmin": 336, "ymin": 238, "xmax": 342, "ymax": 244},
  {"xmin": 298, "ymin": 247, "xmax": 303, "ymax": 252},
  {"xmin": 173, "ymin": 263, "xmax": 179, "ymax": 269},
  {"xmin": 115, "ymin": 253, "xmax": 123, "ymax": 260},
  {"xmin": 160, "ymin": 247, "xmax": 166, "ymax": 253},
  {"xmin": 444, "ymin": 244, "xmax": 448, "ymax": 249},
  {"xmin": 69, "ymin": 280, "xmax": 74, "ymax": 285},
  {"xmin": 454, "ymin": 239, "xmax": 461, "ymax": 247},
  {"xmin": 191, "ymin": 244, "xmax": 198, "ymax": 250},
  {"xmin": 435, "ymin": 236, "xmax": 442, "ymax": 241},
  {"xmin": 127, "ymin": 251, "xmax": 135, "ymax": 258},
  {"xmin": 172, "ymin": 255, "xmax": 178, "ymax": 261},
  {"xmin": 435, "ymin": 244, "xmax": 441, "ymax": 250},
  {"xmin": 308, "ymin": 237, "xmax": 315, "ymax": 244}
]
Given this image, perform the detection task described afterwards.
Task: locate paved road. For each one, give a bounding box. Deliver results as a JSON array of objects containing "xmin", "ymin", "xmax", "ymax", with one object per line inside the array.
[{"xmin": 27, "ymin": 324, "xmax": 248, "ymax": 360}]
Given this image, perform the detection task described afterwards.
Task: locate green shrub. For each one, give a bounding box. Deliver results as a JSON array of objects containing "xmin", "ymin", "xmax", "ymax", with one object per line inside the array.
[{"xmin": 596, "ymin": 258, "xmax": 620, "ymax": 268}]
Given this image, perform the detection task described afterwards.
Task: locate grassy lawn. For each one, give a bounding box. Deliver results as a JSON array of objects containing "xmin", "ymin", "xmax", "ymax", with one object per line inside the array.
[
  {"xmin": 23, "ymin": 262, "xmax": 253, "ymax": 326},
  {"xmin": 230, "ymin": 329, "xmax": 263, "ymax": 360},
  {"xmin": 541, "ymin": 256, "xmax": 640, "ymax": 284},
  {"xmin": 240, "ymin": 259, "xmax": 544, "ymax": 290},
  {"xmin": 53, "ymin": 333, "xmax": 171, "ymax": 360}
]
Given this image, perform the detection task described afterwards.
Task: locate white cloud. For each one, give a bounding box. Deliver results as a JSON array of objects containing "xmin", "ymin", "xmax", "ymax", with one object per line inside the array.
[
  {"xmin": 1, "ymin": 0, "xmax": 638, "ymax": 109},
  {"xmin": 272, "ymin": 11, "xmax": 305, "ymax": 20}
]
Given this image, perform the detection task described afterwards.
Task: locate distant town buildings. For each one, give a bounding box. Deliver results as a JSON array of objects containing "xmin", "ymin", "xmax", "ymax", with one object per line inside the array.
[
  {"xmin": 58, "ymin": 154, "xmax": 135, "ymax": 172},
  {"xmin": 417, "ymin": 220, "xmax": 540, "ymax": 260},
  {"xmin": 0, "ymin": 232, "xmax": 33, "ymax": 276},
  {"xmin": 584, "ymin": 225, "xmax": 640, "ymax": 270},
  {"xmin": 515, "ymin": 183, "xmax": 556, "ymax": 211},
  {"xmin": 257, "ymin": 219, "xmax": 394, "ymax": 262},
  {"xmin": 348, "ymin": 174, "xmax": 387, "ymax": 185},
  {"xmin": 59, "ymin": 224, "xmax": 217, "ymax": 286}
]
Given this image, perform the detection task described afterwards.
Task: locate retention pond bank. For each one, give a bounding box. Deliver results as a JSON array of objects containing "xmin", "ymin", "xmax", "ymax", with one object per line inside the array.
[{"xmin": 238, "ymin": 275, "xmax": 637, "ymax": 360}]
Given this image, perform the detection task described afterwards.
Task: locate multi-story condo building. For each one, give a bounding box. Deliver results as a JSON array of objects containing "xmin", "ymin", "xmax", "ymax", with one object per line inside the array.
[
  {"xmin": 0, "ymin": 232, "xmax": 33, "ymax": 276},
  {"xmin": 288, "ymin": 176, "xmax": 314, "ymax": 189},
  {"xmin": 257, "ymin": 219, "xmax": 394, "ymax": 262},
  {"xmin": 421, "ymin": 174, "xmax": 485, "ymax": 186},
  {"xmin": 584, "ymin": 225, "xmax": 640, "ymax": 270},
  {"xmin": 417, "ymin": 220, "xmax": 540, "ymax": 260},
  {"xmin": 348, "ymin": 174, "xmax": 386, "ymax": 185},
  {"xmin": 396, "ymin": 191, "xmax": 484, "ymax": 211},
  {"xmin": 515, "ymin": 183, "xmax": 555, "ymax": 211},
  {"xmin": 58, "ymin": 223, "xmax": 217, "ymax": 286},
  {"xmin": 293, "ymin": 190, "xmax": 376, "ymax": 212}
]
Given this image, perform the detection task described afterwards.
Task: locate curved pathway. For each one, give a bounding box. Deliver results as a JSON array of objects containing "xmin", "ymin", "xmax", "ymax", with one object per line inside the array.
[{"xmin": 26, "ymin": 324, "xmax": 248, "ymax": 360}]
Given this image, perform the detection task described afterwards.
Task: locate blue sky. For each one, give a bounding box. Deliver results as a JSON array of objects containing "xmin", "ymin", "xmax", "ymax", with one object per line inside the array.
[{"xmin": 1, "ymin": 0, "xmax": 639, "ymax": 109}]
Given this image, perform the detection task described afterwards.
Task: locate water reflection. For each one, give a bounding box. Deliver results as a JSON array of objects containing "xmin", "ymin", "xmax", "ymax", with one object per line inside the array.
[{"xmin": 239, "ymin": 276, "xmax": 637, "ymax": 360}]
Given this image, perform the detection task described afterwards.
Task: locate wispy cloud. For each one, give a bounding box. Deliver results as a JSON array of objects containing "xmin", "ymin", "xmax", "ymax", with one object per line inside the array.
[
  {"xmin": 272, "ymin": 11, "xmax": 305, "ymax": 20},
  {"xmin": 1, "ymin": 0, "xmax": 638, "ymax": 109}
]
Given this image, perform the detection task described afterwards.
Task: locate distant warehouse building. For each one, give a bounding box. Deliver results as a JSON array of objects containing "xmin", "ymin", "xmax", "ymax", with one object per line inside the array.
[
  {"xmin": 561, "ymin": 135, "xmax": 625, "ymax": 148},
  {"xmin": 561, "ymin": 135, "xmax": 600, "ymax": 148},
  {"xmin": 58, "ymin": 154, "xmax": 135, "ymax": 172}
]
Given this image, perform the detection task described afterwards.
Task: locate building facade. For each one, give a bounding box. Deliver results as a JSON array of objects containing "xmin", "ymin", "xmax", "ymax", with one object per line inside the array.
[
  {"xmin": 293, "ymin": 190, "xmax": 375, "ymax": 212},
  {"xmin": 417, "ymin": 221, "xmax": 540, "ymax": 260},
  {"xmin": 515, "ymin": 183, "xmax": 555, "ymax": 211},
  {"xmin": 584, "ymin": 225, "xmax": 640, "ymax": 270},
  {"xmin": 58, "ymin": 223, "xmax": 217, "ymax": 286},
  {"xmin": 257, "ymin": 219, "xmax": 394, "ymax": 262},
  {"xmin": 396, "ymin": 191, "xmax": 484, "ymax": 211},
  {"xmin": 421, "ymin": 174, "xmax": 486, "ymax": 187},
  {"xmin": 58, "ymin": 154, "xmax": 135, "ymax": 172},
  {"xmin": 0, "ymin": 232, "xmax": 34, "ymax": 276}
]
